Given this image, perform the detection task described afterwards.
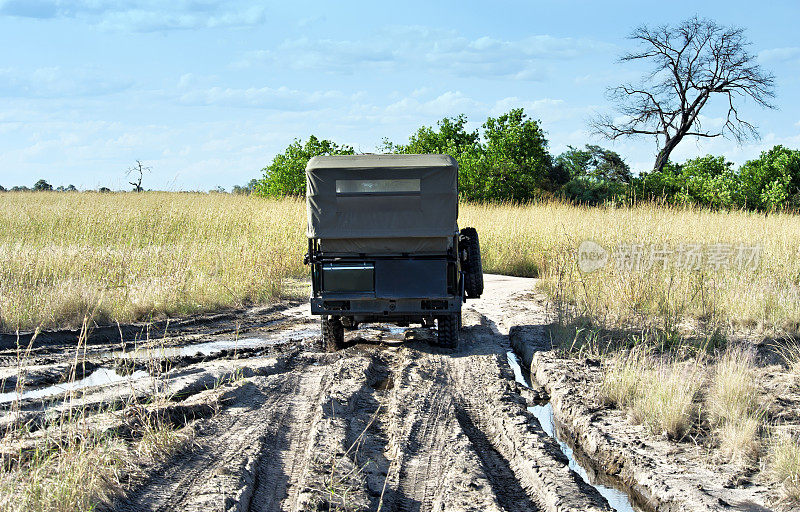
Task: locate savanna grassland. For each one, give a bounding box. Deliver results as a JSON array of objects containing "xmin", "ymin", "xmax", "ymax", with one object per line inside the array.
[
  {"xmin": 0, "ymin": 192, "xmax": 306, "ymax": 333},
  {"xmin": 2, "ymin": 191, "xmax": 800, "ymax": 508},
  {"xmin": 3, "ymin": 191, "xmax": 799, "ymax": 336}
]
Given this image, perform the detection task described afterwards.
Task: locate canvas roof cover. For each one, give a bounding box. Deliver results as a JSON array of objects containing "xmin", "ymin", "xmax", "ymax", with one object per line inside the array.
[{"xmin": 306, "ymin": 154, "xmax": 458, "ymax": 239}]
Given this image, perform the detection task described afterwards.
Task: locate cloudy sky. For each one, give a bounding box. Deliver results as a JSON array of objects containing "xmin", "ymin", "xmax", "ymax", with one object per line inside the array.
[{"xmin": 1, "ymin": 0, "xmax": 798, "ymax": 190}]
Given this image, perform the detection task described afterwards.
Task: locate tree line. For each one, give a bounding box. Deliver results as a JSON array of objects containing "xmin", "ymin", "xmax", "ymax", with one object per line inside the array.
[
  {"xmin": 254, "ymin": 110, "xmax": 800, "ymax": 211},
  {"xmin": 0, "ymin": 180, "xmax": 80, "ymax": 192}
]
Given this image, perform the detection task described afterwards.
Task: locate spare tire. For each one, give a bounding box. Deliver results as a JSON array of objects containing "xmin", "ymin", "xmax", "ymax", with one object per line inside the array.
[{"xmin": 460, "ymin": 227, "xmax": 484, "ymax": 298}]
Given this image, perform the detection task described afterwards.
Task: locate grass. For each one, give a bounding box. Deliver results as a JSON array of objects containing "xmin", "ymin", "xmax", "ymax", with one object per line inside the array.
[
  {"xmin": 2, "ymin": 193, "xmax": 799, "ymax": 337},
  {"xmin": 460, "ymin": 201, "xmax": 800, "ymax": 336},
  {"xmin": 601, "ymin": 347, "xmax": 704, "ymax": 439},
  {"xmin": 0, "ymin": 432, "xmax": 128, "ymax": 512},
  {"xmin": 0, "ymin": 415, "xmax": 193, "ymax": 512},
  {"xmin": 0, "ymin": 321, "xmax": 195, "ymax": 512},
  {"xmin": 601, "ymin": 344, "xmax": 766, "ymax": 461},
  {"xmin": 0, "ymin": 192, "xmax": 306, "ymax": 332},
  {"xmin": 778, "ymin": 340, "xmax": 800, "ymax": 377},
  {"xmin": 706, "ymin": 345, "xmax": 763, "ymax": 464},
  {"xmin": 769, "ymin": 433, "xmax": 800, "ymax": 502},
  {"xmin": 707, "ymin": 346, "xmax": 759, "ymax": 426}
]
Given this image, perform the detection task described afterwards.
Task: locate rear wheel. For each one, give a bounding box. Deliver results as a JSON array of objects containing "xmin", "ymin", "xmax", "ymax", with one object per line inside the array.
[
  {"xmin": 460, "ymin": 227, "xmax": 483, "ymax": 298},
  {"xmin": 322, "ymin": 315, "xmax": 345, "ymax": 351},
  {"xmin": 341, "ymin": 316, "xmax": 359, "ymax": 331},
  {"xmin": 435, "ymin": 314, "xmax": 458, "ymax": 349}
]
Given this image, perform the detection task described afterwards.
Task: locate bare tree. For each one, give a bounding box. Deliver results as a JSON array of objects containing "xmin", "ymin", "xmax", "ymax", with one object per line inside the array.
[
  {"xmin": 126, "ymin": 160, "xmax": 150, "ymax": 192},
  {"xmin": 592, "ymin": 17, "xmax": 775, "ymax": 173}
]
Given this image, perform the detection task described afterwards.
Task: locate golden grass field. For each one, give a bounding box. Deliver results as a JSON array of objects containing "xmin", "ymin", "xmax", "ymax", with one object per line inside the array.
[
  {"xmin": 2, "ymin": 192, "xmax": 799, "ymax": 336},
  {"xmin": 0, "ymin": 192, "xmax": 306, "ymax": 332}
]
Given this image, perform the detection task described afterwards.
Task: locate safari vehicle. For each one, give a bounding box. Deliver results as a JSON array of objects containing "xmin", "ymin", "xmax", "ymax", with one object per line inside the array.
[{"xmin": 304, "ymin": 154, "xmax": 483, "ymax": 350}]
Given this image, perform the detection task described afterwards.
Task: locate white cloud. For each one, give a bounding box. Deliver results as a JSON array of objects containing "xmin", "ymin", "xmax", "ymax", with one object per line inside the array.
[
  {"xmin": 175, "ymin": 75, "xmax": 351, "ymax": 110},
  {"xmin": 0, "ymin": 66, "xmax": 131, "ymax": 97},
  {"xmin": 236, "ymin": 27, "xmax": 610, "ymax": 81},
  {"xmin": 758, "ymin": 47, "xmax": 800, "ymax": 64},
  {"xmin": 0, "ymin": 0, "xmax": 267, "ymax": 31},
  {"xmin": 489, "ymin": 97, "xmax": 594, "ymax": 125}
]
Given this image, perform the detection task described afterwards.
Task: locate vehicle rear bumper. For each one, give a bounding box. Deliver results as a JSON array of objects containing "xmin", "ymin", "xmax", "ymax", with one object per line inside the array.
[{"xmin": 311, "ymin": 296, "xmax": 461, "ymax": 316}]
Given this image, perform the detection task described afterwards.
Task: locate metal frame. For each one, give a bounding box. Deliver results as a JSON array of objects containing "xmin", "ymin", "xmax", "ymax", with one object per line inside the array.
[{"xmin": 306, "ymin": 235, "xmax": 464, "ymax": 320}]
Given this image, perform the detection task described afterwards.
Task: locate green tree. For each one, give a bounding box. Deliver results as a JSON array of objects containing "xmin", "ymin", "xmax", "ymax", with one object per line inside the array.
[
  {"xmin": 383, "ymin": 115, "xmax": 485, "ymax": 199},
  {"xmin": 33, "ymin": 179, "xmax": 52, "ymax": 191},
  {"xmin": 256, "ymin": 135, "xmax": 354, "ymax": 197},
  {"xmin": 479, "ymin": 109, "xmax": 553, "ymax": 201},
  {"xmin": 739, "ymin": 146, "xmax": 800, "ymax": 210},
  {"xmin": 554, "ymin": 145, "xmax": 632, "ymax": 183},
  {"xmin": 386, "ymin": 115, "xmax": 480, "ymax": 156},
  {"xmin": 638, "ymin": 155, "xmax": 740, "ymax": 208},
  {"xmin": 383, "ymin": 110, "xmax": 553, "ymax": 201}
]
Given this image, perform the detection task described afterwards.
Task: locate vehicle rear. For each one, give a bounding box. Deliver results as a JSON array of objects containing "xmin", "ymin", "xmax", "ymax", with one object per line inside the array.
[{"xmin": 304, "ymin": 154, "xmax": 482, "ymax": 349}]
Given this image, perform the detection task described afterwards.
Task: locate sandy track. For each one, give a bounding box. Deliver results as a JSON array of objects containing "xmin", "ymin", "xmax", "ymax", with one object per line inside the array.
[{"xmin": 2, "ymin": 276, "xmax": 613, "ymax": 512}]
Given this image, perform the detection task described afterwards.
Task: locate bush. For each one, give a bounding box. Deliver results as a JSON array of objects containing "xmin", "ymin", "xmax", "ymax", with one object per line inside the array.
[
  {"xmin": 559, "ymin": 176, "xmax": 628, "ymax": 205},
  {"xmin": 739, "ymin": 145, "xmax": 800, "ymax": 210},
  {"xmin": 255, "ymin": 135, "xmax": 354, "ymax": 197},
  {"xmin": 637, "ymin": 156, "xmax": 740, "ymax": 208},
  {"xmin": 33, "ymin": 179, "xmax": 53, "ymax": 191}
]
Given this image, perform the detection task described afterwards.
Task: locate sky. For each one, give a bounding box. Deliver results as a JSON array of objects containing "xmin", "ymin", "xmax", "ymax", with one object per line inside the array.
[{"xmin": 0, "ymin": 0, "xmax": 798, "ymax": 191}]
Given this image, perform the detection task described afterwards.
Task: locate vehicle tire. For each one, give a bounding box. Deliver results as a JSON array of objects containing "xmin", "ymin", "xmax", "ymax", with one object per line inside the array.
[
  {"xmin": 341, "ymin": 316, "xmax": 359, "ymax": 331},
  {"xmin": 460, "ymin": 227, "xmax": 484, "ymax": 298},
  {"xmin": 322, "ymin": 315, "xmax": 345, "ymax": 351},
  {"xmin": 436, "ymin": 314, "xmax": 458, "ymax": 349}
]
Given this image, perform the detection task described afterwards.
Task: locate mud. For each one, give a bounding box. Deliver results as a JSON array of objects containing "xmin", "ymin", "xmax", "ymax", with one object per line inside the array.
[
  {"xmin": 511, "ymin": 327, "xmax": 781, "ymax": 512},
  {"xmin": 2, "ymin": 274, "xmax": 788, "ymax": 511}
]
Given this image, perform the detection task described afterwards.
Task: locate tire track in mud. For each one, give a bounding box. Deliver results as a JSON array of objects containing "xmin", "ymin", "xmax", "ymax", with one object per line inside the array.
[
  {"xmin": 390, "ymin": 360, "xmax": 454, "ymax": 511},
  {"xmin": 452, "ymin": 402, "xmax": 541, "ymax": 512},
  {"xmin": 441, "ymin": 309, "xmax": 612, "ymax": 512},
  {"xmin": 112, "ymin": 318, "xmax": 612, "ymax": 512},
  {"xmin": 242, "ymin": 358, "xmax": 331, "ymax": 512},
  {"xmin": 114, "ymin": 353, "xmax": 333, "ymax": 512},
  {"xmin": 249, "ymin": 353, "xmax": 393, "ymax": 512},
  {"xmin": 8, "ymin": 276, "xmax": 622, "ymax": 511},
  {"xmin": 376, "ymin": 344, "xmax": 552, "ymax": 512}
]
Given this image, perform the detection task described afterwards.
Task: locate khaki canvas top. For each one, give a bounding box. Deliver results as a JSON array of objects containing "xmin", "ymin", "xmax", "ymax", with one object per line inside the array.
[{"xmin": 305, "ymin": 154, "xmax": 458, "ymax": 243}]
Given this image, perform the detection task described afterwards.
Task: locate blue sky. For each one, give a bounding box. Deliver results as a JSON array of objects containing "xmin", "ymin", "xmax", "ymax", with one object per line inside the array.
[{"xmin": 1, "ymin": 0, "xmax": 798, "ymax": 191}]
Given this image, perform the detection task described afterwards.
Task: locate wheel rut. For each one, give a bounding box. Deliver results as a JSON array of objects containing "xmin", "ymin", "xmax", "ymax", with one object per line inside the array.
[
  {"xmin": 14, "ymin": 276, "xmax": 618, "ymax": 512},
  {"xmin": 113, "ymin": 354, "xmax": 333, "ymax": 512},
  {"xmin": 453, "ymin": 402, "xmax": 541, "ymax": 512}
]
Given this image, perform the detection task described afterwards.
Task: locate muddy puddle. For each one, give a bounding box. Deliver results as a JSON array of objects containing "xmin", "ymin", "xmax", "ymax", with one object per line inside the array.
[
  {"xmin": 107, "ymin": 325, "xmax": 319, "ymax": 360},
  {"xmin": 0, "ymin": 367, "xmax": 149, "ymax": 404},
  {"xmin": 506, "ymin": 352, "xmax": 644, "ymax": 512}
]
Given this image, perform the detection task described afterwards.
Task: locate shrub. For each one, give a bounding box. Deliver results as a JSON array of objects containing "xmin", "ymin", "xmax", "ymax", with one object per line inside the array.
[
  {"xmin": 769, "ymin": 433, "xmax": 800, "ymax": 501},
  {"xmin": 739, "ymin": 146, "xmax": 800, "ymax": 210},
  {"xmin": 255, "ymin": 135, "xmax": 354, "ymax": 197}
]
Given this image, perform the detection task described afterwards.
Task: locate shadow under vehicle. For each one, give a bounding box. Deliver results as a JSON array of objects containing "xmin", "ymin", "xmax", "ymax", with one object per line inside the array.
[{"xmin": 304, "ymin": 154, "xmax": 483, "ymax": 349}]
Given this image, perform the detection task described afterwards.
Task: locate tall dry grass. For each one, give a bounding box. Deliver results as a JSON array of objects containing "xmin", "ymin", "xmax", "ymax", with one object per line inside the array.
[
  {"xmin": 461, "ymin": 201, "xmax": 800, "ymax": 336},
  {"xmin": 706, "ymin": 345, "xmax": 763, "ymax": 464},
  {"xmin": 600, "ymin": 347, "xmax": 704, "ymax": 439},
  {"xmin": 3, "ymin": 193, "xmax": 798, "ymax": 336},
  {"xmin": 0, "ymin": 192, "xmax": 306, "ymax": 332},
  {"xmin": 769, "ymin": 433, "xmax": 800, "ymax": 503}
]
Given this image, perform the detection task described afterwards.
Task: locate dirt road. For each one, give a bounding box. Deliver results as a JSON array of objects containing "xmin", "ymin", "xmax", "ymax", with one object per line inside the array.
[{"xmin": 1, "ymin": 275, "xmax": 619, "ymax": 511}]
